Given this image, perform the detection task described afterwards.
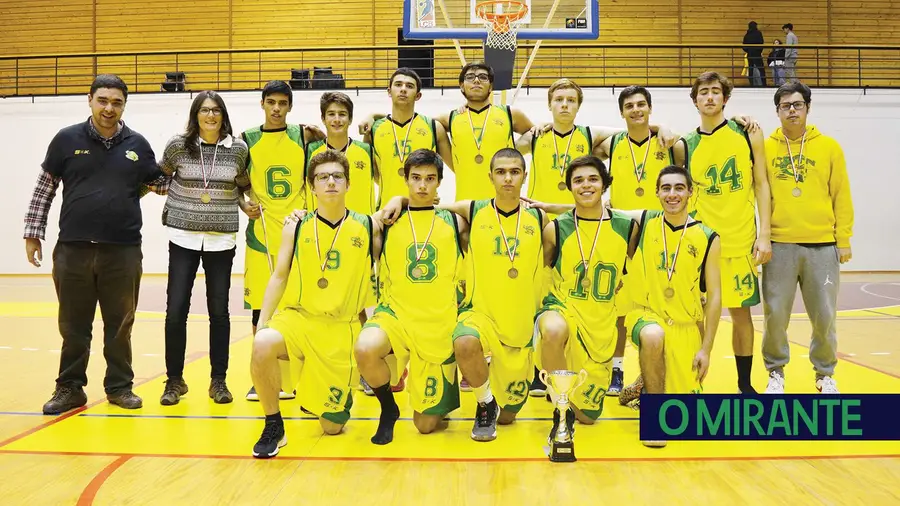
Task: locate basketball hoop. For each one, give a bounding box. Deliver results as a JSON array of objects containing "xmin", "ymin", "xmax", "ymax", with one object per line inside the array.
[{"xmin": 475, "ymin": 0, "xmax": 528, "ymax": 52}]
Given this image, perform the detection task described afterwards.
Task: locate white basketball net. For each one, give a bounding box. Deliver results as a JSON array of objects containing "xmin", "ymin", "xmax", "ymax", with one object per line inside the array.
[{"xmin": 478, "ymin": 2, "xmax": 527, "ymax": 52}]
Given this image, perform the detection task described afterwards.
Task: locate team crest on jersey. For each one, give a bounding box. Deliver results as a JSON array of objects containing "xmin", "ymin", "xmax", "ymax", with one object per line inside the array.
[
  {"xmin": 493, "ymin": 118, "xmax": 504, "ymax": 126},
  {"xmin": 351, "ymin": 237, "xmax": 363, "ymax": 248},
  {"xmin": 305, "ymin": 238, "xmax": 312, "ymax": 243},
  {"xmin": 687, "ymin": 244, "xmax": 698, "ymax": 258},
  {"xmin": 524, "ymin": 225, "xmax": 535, "ymax": 236},
  {"xmin": 775, "ymin": 155, "xmax": 812, "ymax": 182},
  {"xmin": 416, "ymin": 128, "xmax": 427, "ymax": 136},
  {"xmin": 656, "ymin": 150, "xmax": 666, "ymax": 160},
  {"xmin": 355, "ymin": 161, "xmax": 365, "ymax": 170}
]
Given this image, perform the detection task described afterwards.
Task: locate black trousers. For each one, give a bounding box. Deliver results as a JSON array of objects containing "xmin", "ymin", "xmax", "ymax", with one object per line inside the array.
[
  {"xmin": 164, "ymin": 242, "xmax": 235, "ymax": 380},
  {"xmin": 52, "ymin": 241, "xmax": 142, "ymax": 394}
]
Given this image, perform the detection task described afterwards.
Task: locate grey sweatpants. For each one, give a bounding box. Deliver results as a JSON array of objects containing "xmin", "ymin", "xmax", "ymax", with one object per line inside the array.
[{"xmin": 762, "ymin": 243, "xmax": 839, "ymax": 377}]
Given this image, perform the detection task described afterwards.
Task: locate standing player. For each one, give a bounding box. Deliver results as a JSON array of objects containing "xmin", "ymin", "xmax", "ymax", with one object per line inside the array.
[
  {"xmin": 673, "ymin": 71, "xmax": 772, "ymax": 393},
  {"xmin": 437, "ymin": 62, "xmax": 535, "ymax": 201},
  {"xmin": 249, "ymin": 150, "xmax": 387, "ymax": 458},
  {"xmin": 355, "ymin": 149, "xmax": 466, "ymax": 445},
  {"xmin": 535, "ymin": 156, "xmax": 632, "ymax": 427},
  {"xmin": 364, "ymin": 68, "xmax": 453, "ymax": 206},
  {"xmin": 621, "ymin": 166, "xmax": 723, "ymax": 447},
  {"xmin": 762, "ymin": 82, "xmax": 853, "ymax": 394}
]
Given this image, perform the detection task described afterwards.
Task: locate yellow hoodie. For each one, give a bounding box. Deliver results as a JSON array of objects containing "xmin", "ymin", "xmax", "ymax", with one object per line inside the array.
[{"xmin": 765, "ymin": 125, "xmax": 853, "ymax": 247}]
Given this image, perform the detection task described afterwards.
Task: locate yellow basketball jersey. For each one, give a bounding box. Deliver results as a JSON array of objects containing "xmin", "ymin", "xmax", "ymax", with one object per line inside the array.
[
  {"xmin": 608, "ymin": 132, "xmax": 672, "ymax": 210},
  {"xmin": 630, "ymin": 210, "xmax": 717, "ymax": 324},
  {"xmin": 684, "ymin": 120, "xmax": 756, "ymax": 257},
  {"xmin": 290, "ymin": 210, "xmax": 372, "ymax": 321},
  {"xmin": 449, "ymin": 105, "xmax": 514, "ymax": 201},
  {"xmin": 243, "ymin": 125, "xmax": 307, "ymax": 256},
  {"xmin": 528, "ymin": 126, "xmax": 592, "ymax": 205},
  {"xmin": 306, "ymin": 139, "xmax": 375, "ymax": 215},
  {"xmin": 380, "ymin": 207, "xmax": 461, "ymax": 362},
  {"xmin": 371, "ymin": 114, "xmax": 437, "ymax": 207},
  {"xmin": 545, "ymin": 210, "xmax": 632, "ymax": 360},
  {"xmin": 462, "ymin": 200, "xmax": 544, "ymax": 348}
]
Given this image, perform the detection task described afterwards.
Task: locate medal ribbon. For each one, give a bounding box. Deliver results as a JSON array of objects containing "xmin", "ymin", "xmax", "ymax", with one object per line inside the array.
[
  {"xmin": 574, "ymin": 211, "xmax": 603, "ymax": 270},
  {"xmin": 627, "ymin": 134, "xmax": 652, "ymax": 188},
  {"xmin": 408, "ymin": 206, "xmax": 437, "ymax": 265},
  {"xmin": 198, "ymin": 141, "xmax": 219, "ymax": 192},
  {"xmin": 493, "ymin": 200, "xmax": 522, "ymax": 266},
  {"xmin": 553, "ymin": 128, "xmax": 577, "ymax": 179},
  {"xmin": 314, "ymin": 210, "xmax": 347, "ymax": 276},
  {"xmin": 784, "ymin": 130, "xmax": 807, "ymax": 186},
  {"xmin": 467, "ymin": 106, "xmax": 493, "ymax": 153},
  {"xmin": 661, "ymin": 215, "xmax": 691, "ymax": 284},
  {"xmin": 389, "ymin": 114, "xmax": 415, "ymax": 164}
]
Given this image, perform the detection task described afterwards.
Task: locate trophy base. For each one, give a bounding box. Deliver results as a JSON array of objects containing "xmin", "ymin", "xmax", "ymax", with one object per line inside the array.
[{"xmin": 549, "ymin": 440, "xmax": 577, "ymax": 462}]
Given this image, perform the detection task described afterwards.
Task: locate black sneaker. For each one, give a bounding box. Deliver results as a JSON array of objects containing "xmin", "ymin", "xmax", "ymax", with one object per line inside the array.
[
  {"xmin": 42, "ymin": 385, "xmax": 87, "ymax": 415},
  {"xmin": 160, "ymin": 378, "xmax": 189, "ymax": 406},
  {"xmin": 253, "ymin": 421, "xmax": 287, "ymax": 458},
  {"xmin": 209, "ymin": 378, "xmax": 233, "ymax": 404},
  {"xmin": 608, "ymin": 368, "xmax": 624, "ymax": 396},
  {"xmin": 471, "ymin": 398, "xmax": 499, "ymax": 442},
  {"xmin": 246, "ymin": 386, "xmax": 258, "ymax": 401},
  {"xmin": 528, "ymin": 369, "xmax": 547, "ymax": 397},
  {"xmin": 108, "ymin": 390, "xmax": 143, "ymax": 409}
]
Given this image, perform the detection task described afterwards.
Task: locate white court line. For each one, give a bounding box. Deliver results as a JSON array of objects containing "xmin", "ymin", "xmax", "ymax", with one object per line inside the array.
[
  {"xmin": 0, "ymin": 346, "xmax": 11, "ymax": 350},
  {"xmin": 860, "ymin": 283, "xmax": 900, "ymax": 302},
  {"xmin": 846, "ymin": 353, "xmax": 857, "ymax": 357},
  {"xmin": 21, "ymin": 348, "xmax": 38, "ymax": 351},
  {"xmin": 801, "ymin": 354, "xmax": 809, "ymax": 358},
  {"xmin": 48, "ymin": 349, "xmax": 60, "ymax": 353},
  {"xmin": 871, "ymin": 352, "xmax": 892, "ymax": 356},
  {"xmin": 723, "ymin": 355, "xmax": 734, "ymax": 359}
]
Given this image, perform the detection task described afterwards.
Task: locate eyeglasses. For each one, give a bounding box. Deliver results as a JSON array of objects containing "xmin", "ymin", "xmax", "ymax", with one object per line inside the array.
[
  {"xmin": 464, "ymin": 73, "xmax": 491, "ymax": 83},
  {"xmin": 199, "ymin": 107, "xmax": 223, "ymax": 116},
  {"xmin": 777, "ymin": 101, "xmax": 807, "ymax": 111},
  {"xmin": 314, "ymin": 172, "xmax": 347, "ymax": 183}
]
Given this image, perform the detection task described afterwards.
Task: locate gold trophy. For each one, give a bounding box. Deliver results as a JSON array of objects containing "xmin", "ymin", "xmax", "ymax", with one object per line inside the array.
[{"xmin": 539, "ymin": 369, "xmax": 588, "ymax": 462}]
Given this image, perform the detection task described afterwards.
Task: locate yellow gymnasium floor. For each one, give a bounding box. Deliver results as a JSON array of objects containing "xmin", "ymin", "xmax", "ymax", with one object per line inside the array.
[{"xmin": 1, "ymin": 274, "xmax": 898, "ymax": 505}]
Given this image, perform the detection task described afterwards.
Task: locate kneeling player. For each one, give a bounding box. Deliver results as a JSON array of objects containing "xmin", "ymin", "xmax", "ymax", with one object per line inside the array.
[
  {"xmin": 355, "ymin": 150, "xmax": 465, "ymax": 445},
  {"xmin": 622, "ymin": 165, "xmax": 722, "ymax": 447},
  {"xmin": 250, "ymin": 150, "xmax": 388, "ymax": 458}
]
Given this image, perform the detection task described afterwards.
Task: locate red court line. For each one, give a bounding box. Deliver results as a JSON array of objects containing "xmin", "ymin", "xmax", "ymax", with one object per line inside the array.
[
  {"xmin": 1, "ymin": 448, "xmax": 898, "ymax": 463},
  {"xmin": 0, "ymin": 345, "xmax": 234, "ymax": 449},
  {"xmin": 76, "ymin": 455, "xmax": 132, "ymax": 506}
]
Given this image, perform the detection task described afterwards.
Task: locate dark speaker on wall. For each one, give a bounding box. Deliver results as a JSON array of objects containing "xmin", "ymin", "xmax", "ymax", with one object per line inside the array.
[{"xmin": 397, "ymin": 27, "xmax": 434, "ymax": 88}]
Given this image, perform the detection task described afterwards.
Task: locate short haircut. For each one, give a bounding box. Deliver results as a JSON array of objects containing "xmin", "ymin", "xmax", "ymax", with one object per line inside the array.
[
  {"xmin": 491, "ymin": 148, "xmax": 526, "ymax": 170},
  {"xmin": 320, "ymin": 92, "xmax": 354, "ymax": 120},
  {"xmin": 404, "ymin": 149, "xmax": 444, "ymax": 180},
  {"xmin": 565, "ymin": 155, "xmax": 612, "ymax": 191},
  {"xmin": 390, "ymin": 68, "xmax": 423, "ymax": 93},
  {"xmin": 656, "ymin": 165, "xmax": 693, "ymax": 191},
  {"xmin": 617, "ymin": 85, "xmax": 652, "ymax": 112},
  {"xmin": 459, "ymin": 61, "xmax": 494, "ymax": 84},
  {"xmin": 262, "ymin": 80, "xmax": 292, "ymax": 105},
  {"xmin": 307, "ymin": 150, "xmax": 351, "ymax": 187},
  {"xmin": 782, "ymin": 23, "xmax": 793, "ymax": 30},
  {"xmin": 773, "ymin": 81, "xmax": 812, "ymax": 107},
  {"xmin": 690, "ymin": 71, "xmax": 733, "ymax": 101},
  {"xmin": 548, "ymin": 78, "xmax": 583, "ymax": 106},
  {"xmin": 90, "ymin": 74, "xmax": 128, "ymax": 100}
]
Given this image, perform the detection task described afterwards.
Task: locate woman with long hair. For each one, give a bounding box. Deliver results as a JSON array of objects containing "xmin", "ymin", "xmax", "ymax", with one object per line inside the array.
[{"xmin": 158, "ymin": 91, "xmax": 256, "ymax": 406}]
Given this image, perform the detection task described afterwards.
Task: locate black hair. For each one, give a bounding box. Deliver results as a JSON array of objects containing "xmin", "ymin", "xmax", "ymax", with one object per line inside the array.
[
  {"xmin": 617, "ymin": 85, "xmax": 652, "ymax": 112},
  {"xmin": 458, "ymin": 62, "xmax": 494, "ymax": 84},
  {"xmin": 90, "ymin": 74, "xmax": 128, "ymax": 100},
  {"xmin": 262, "ymin": 80, "xmax": 293, "ymax": 105},
  {"xmin": 320, "ymin": 92, "xmax": 354, "ymax": 120},
  {"xmin": 490, "ymin": 148, "xmax": 526, "ymax": 170},
  {"xmin": 565, "ymin": 155, "xmax": 612, "ymax": 191},
  {"xmin": 773, "ymin": 81, "xmax": 812, "ymax": 107},
  {"xmin": 782, "ymin": 23, "xmax": 793, "ymax": 30},
  {"xmin": 184, "ymin": 90, "xmax": 233, "ymax": 156},
  {"xmin": 404, "ymin": 149, "xmax": 444, "ymax": 180},
  {"xmin": 656, "ymin": 165, "xmax": 693, "ymax": 191},
  {"xmin": 390, "ymin": 68, "xmax": 423, "ymax": 93}
]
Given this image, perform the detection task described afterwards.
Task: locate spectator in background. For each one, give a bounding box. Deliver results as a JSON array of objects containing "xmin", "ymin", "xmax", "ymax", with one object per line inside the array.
[
  {"xmin": 743, "ymin": 21, "xmax": 767, "ymax": 87},
  {"xmin": 768, "ymin": 39, "xmax": 786, "ymax": 86},
  {"xmin": 783, "ymin": 23, "xmax": 799, "ymax": 81}
]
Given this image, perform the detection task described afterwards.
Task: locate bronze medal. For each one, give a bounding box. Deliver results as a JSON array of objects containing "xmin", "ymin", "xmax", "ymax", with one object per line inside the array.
[
  {"xmin": 557, "ymin": 181, "xmax": 567, "ymax": 191},
  {"xmin": 635, "ymin": 187, "xmax": 644, "ymax": 197},
  {"xmin": 792, "ymin": 187, "xmax": 802, "ymax": 197},
  {"xmin": 475, "ymin": 154, "xmax": 484, "ymax": 164},
  {"xmin": 664, "ymin": 287, "xmax": 675, "ymax": 299},
  {"xmin": 398, "ymin": 168, "xmax": 405, "ymax": 177},
  {"xmin": 508, "ymin": 267, "xmax": 518, "ymax": 279},
  {"xmin": 581, "ymin": 278, "xmax": 591, "ymax": 290},
  {"xmin": 412, "ymin": 267, "xmax": 424, "ymax": 279},
  {"xmin": 201, "ymin": 193, "xmax": 211, "ymax": 204},
  {"xmin": 317, "ymin": 277, "xmax": 328, "ymax": 289}
]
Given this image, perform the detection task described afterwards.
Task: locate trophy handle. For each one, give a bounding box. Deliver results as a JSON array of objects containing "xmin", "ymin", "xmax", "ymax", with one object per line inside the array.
[
  {"xmin": 575, "ymin": 369, "xmax": 589, "ymax": 390},
  {"xmin": 539, "ymin": 369, "xmax": 549, "ymax": 386}
]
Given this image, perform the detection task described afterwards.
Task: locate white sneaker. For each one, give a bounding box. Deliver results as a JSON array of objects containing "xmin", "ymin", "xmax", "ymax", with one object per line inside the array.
[
  {"xmin": 816, "ymin": 376, "xmax": 839, "ymax": 394},
  {"xmin": 765, "ymin": 371, "xmax": 785, "ymax": 394}
]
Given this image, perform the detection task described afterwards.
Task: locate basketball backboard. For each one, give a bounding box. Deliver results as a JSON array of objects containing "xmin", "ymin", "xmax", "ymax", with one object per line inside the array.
[{"xmin": 403, "ymin": 0, "xmax": 599, "ymax": 41}]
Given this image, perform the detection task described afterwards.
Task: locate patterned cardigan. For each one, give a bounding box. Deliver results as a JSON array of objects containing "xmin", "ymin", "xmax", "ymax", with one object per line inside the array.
[{"xmin": 160, "ymin": 134, "xmax": 250, "ymax": 233}]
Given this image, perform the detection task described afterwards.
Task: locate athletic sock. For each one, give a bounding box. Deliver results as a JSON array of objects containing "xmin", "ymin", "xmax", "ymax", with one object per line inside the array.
[
  {"xmin": 473, "ymin": 378, "xmax": 494, "ymax": 405},
  {"xmin": 371, "ymin": 382, "xmax": 400, "ymax": 445},
  {"xmin": 613, "ymin": 357, "xmax": 624, "ymax": 370},
  {"xmin": 265, "ymin": 411, "xmax": 283, "ymax": 425},
  {"xmin": 735, "ymin": 355, "xmax": 756, "ymax": 393}
]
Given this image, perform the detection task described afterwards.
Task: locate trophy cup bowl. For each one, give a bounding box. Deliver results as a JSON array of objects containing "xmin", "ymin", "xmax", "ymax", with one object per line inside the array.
[{"xmin": 539, "ymin": 369, "xmax": 588, "ymax": 462}]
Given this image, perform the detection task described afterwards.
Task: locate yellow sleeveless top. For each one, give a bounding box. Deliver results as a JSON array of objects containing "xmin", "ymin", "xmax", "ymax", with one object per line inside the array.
[
  {"xmin": 630, "ymin": 210, "xmax": 717, "ymax": 324},
  {"xmin": 449, "ymin": 104, "xmax": 514, "ymax": 201},
  {"xmin": 608, "ymin": 132, "xmax": 672, "ymax": 210},
  {"xmin": 528, "ymin": 126, "xmax": 592, "ymax": 206},
  {"xmin": 684, "ymin": 120, "xmax": 756, "ymax": 257},
  {"xmin": 371, "ymin": 113, "xmax": 437, "ymax": 207},
  {"xmin": 306, "ymin": 139, "xmax": 375, "ymax": 215},
  {"xmin": 242, "ymin": 125, "xmax": 307, "ymax": 256},
  {"xmin": 290, "ymin": 210, "xmax": 373, "ymax": 321},
  {"xmin": 462, "ymin": 200, "xmax": 544, "ymax": 347},
  {"xmin": 380, "ymin": 207, "xmax": 462, "ymax": 362},
  {"xmin": 544, "ymin": 210, "xmax": 633, "ymax": 361}
]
